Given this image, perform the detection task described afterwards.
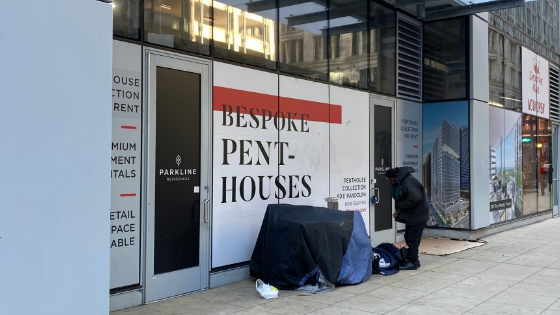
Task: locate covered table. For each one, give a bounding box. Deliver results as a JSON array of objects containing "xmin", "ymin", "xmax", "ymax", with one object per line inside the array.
[{"xmin": 250, "ymin": 204, "xmax": 372, "ymax": 289}]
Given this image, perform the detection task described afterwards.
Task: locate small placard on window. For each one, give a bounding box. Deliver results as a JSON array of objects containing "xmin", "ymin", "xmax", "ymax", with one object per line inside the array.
[{"xmin": 194, "ymin": 186, "xmax": 200, "ymax": 193}]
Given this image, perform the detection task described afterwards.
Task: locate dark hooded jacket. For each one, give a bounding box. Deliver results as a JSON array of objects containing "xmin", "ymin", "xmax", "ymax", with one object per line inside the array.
[{"xmin": 390, "ymin": 167, "xmax": 429, "ymax": 225}]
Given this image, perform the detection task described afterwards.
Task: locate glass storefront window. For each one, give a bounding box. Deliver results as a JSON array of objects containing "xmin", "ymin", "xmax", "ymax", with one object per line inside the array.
[
  {"xmin": 522, "ymin": 115, "xmax": 552, "ymax": 215},
  {"xmin": 327, "ymin": 0, "xmax": 368, "ymax": 89},
  {"xmin": 113, "ymin": 0, "xmax": 141, "ymax": 39},
  {"xmin": 537, "ymin": 118, "xmax": 552, "ymax": 212},
  {"xmin": 279, "ymin": 0, "xmax": 328, "ymax": 81},
  {"xmin": 114, "ymin": 0, "xmax": 399, "ymax": 86},
  {"xmin": 522, "ymin": 115, "xmax": 537, "ymax": 215},
  {"xmin": 493, "ymin": 1, "xmax": 558, "ymax": 55},
  {"xmin": 144, "ymin": 0, "xmax": 211, "ymax": 55},
  {"xmin": 213, "ymin": 1, "xmax": 277, "ymax": 70},
  {"xmin": 368, "ymin": 1, "xmax": 395, "ymax": 95},
  {"xmin": 424, "ymin": 18, "xmax": 468, "ymax": 101},
  {"xmin": 488, "ymin": 29, "xmax": 522, "ymax": 110}
]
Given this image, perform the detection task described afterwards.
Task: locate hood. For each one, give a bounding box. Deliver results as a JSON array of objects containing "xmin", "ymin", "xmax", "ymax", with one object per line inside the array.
[{"xmin": 396, "ymin": 166, "xmax": 415, "ymax": 184}]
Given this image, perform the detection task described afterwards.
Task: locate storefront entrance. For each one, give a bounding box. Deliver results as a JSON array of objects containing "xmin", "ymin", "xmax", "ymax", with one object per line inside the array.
[
  {"xmin": 369, "ymin": 95, "xmax": 396, "ymax": 246},
  {"xmin": 144, "ymin": 50, "xmax": 211, "ymax": 302}
]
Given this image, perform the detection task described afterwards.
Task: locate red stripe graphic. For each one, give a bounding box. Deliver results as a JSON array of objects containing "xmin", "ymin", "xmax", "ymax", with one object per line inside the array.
[
  {"xmin": 213, "ymin": 86, "xmax": 342, "ymax": 124},
  {"xmin": 330, "ymin": 106, "xmax": 342, "ymax": 125},
  {"xmin": 121, "ymin": 125, "xmax": 137, "ymax": 129},
  {"xmin": 120, "ymin": 193, "xmax": 136, "ymax": 197}
]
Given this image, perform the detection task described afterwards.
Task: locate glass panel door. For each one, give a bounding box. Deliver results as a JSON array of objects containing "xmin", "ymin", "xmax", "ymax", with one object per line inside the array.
[
  {"xmin": 369, "ymin": 95, "xmax": 395, "ymax": 246},
  {"xmin": 154, "ymin": 67, "xmax": 201, "ymax": 274},
  {"xmin": 145, "ymin": 51, "xmax": 210, "ymax": 302}
]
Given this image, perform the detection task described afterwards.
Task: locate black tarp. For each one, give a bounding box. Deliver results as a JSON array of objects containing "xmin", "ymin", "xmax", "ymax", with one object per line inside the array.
[{"xmin": 250, "ymin": 204, "xmax": 371, "ymax": 289}]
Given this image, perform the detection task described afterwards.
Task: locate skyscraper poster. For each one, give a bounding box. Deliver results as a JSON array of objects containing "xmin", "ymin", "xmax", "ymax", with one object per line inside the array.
[
  {"xmin": 489, "ymin": 106, "xmax": 523, "ymax": 224},
  {"xmin": 423, "ymin": 101, "xmax": 470, "ymax": 228}
]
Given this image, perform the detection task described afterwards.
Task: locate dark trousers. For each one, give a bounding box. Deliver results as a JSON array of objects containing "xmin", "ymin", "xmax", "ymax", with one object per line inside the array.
[{"xmin": 404, "ymin": 223, "xmax": 425, "ymax": 265}]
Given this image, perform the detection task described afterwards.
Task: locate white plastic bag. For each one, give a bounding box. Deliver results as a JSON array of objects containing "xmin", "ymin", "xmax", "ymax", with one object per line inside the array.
[{"xmin": 256, "ymin": 279, "xmax": 278, "ymax": 299}]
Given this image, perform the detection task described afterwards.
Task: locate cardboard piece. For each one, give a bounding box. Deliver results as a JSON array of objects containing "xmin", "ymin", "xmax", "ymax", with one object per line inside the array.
[{"xmin": 394, "ymin": 236, "xmax": 486, "ymax": 256}]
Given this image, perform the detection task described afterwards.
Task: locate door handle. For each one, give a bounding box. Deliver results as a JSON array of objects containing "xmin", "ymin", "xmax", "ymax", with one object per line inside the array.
[
  {"xmin": 203, "ymin": 199, "xmax": 210, "ymax": 223},
  {"xmin": 371, "ymin": 188, "xmax": 380, "ymax": 204}
]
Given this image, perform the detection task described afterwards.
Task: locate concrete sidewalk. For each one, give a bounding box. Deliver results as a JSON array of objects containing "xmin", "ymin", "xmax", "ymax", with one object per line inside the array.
[{"xmin": 112, "ymin": 217, "xmax": 560, "ymax": 315}]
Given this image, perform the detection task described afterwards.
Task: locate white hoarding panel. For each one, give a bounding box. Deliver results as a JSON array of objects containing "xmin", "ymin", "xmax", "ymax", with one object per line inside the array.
[
  {"xmin": 396, "ymin": 100, "xmax": 423, "ymax": 182},
  {"xmin": 329, "ymin": 86, "xmax": 370, "ymax": 233},
  {"xmin": 396, "ymin": 100, "xmax": 422, "ymax": 231},
  {"xmin": 213, "ymin": 64, "xmax": 367, "ymax": 268},
  {"xmin": 522, "ymin": 47, "xmax": 549, "ymax": 119},
  {"xmin": 110, "ymin": 41, "xmax": 142, "ymax": 289},
  {"xmin": 213, "ymin": 62, "xmax": 279, "ymax": 267},
  {"xmin": 279, "ymin": 76, "xmax": 330, "ymax": 207}
]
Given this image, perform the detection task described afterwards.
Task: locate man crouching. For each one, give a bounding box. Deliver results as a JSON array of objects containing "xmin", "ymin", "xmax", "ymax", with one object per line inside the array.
[{"xmin": 385, "ymin": 167, "xmax": 429, "ymax": 270}]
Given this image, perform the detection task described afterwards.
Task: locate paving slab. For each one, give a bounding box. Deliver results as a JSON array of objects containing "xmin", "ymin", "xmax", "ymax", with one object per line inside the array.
[
  {"xmin": 409, "ymin": 292, "xmax": 485, "ymax": 313},
  {"xmin": 488, "ymin": 290, "xmax": 558, "ymax": 309},
  {"xmin": 111, "ymin": 217, "xmax": 560, "ymax": 315},
  {"xmin": 468, "ymin": 300, "xmax": 545, "ymax": 315}
]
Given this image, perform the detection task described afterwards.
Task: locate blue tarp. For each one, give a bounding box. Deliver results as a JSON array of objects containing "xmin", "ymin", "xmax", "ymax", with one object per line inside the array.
[
  {"xmin": 250, "ymin": 204, "xmax": 372, "ymax": 289},
  {"xmin": 337, "ymin": 213, "xmax": 373, "ymax": 284}
]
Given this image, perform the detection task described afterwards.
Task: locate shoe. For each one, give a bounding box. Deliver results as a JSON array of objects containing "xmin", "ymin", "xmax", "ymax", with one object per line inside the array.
[
  {"xmin": 398, "ymin": 261, "xmax": 418, "ymax": 270},
  {"xmin": 418, "ymin": 261, "xmax": 421, "ymax": 268}
]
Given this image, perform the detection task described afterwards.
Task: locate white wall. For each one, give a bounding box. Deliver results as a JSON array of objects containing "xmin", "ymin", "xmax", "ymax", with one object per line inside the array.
[
  {"xmin": 0, "ymin": 1, "xmax": 113, "ymax": 314},
  {"xmin": 329, "ymin": 87, "xmax": 370, "ymax": 231}
]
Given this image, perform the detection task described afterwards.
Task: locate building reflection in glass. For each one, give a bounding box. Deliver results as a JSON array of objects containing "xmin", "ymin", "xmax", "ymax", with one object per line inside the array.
[
  {"xmin": 493, "ymin": 0, "xmax": 558, "ymax": 54},
  {"xmin": 214, "ymin": 1, "xmax": 277, "ymax": 69},
  {"xmin": 488, "ymin": 29, "xmax": 522, "ymax": 111},
  {"xmin": 144, "ymin": 0, "xmax": 212, "ymax": 54},
  {"xmin": 117, "ymin": 0, "xmax": 397, "ymax": 94}
]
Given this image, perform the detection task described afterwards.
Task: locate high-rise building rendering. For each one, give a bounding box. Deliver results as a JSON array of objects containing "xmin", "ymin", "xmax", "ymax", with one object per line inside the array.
[
  {"xmin": 460, "ymin": 126, "xmax": 470, "ymax": 190},
  {"xmin": 423, "ymin": 152, "xmax": 432, "ymax": 197},
  {"xmin": 431, "ymin": 118, "xmax": 462, "ymax": 216},
  {"xmin": 489, "ymin": 145, "xmax": 497, "ymax": 195}
]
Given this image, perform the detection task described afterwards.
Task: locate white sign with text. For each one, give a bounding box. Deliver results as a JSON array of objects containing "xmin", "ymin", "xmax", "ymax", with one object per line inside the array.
[
  {"xmin": 110, "ymin": 41, "xmax": 142, "ymax": 289},
  {"xmin": 522, "ymin": 47, "xmax": 549, "ymax": 119},
  {"xmin": 212, "ymin": 62, "xmax": 362, "ymax": 268},
  {"xmin": 329, "ymin": 86, "xmax": 370, "ymax": 233},
  {"xmin": 396, "ymin": 100, "xmax": 423, "ymax": 181}
]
